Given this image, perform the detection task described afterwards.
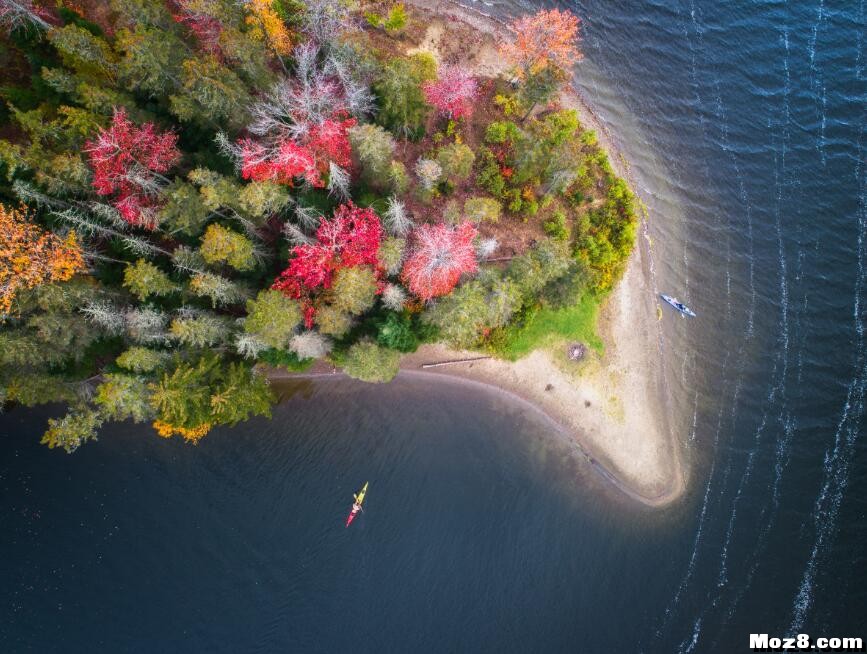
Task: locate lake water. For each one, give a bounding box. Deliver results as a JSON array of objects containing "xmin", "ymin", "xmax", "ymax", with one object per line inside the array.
[{"xmin": 2, "ymin": 0, "xmax": 866, "ymax": 651}]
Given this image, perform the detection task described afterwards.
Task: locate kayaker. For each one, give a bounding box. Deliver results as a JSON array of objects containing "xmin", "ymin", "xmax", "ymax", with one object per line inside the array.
[{"xmin": 352, "ymin": 501, "xmax": 362, "ymax": 513}]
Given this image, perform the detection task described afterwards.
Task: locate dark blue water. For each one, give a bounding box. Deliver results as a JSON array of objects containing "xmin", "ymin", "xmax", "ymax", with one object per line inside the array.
[{"xmin": 2, "ymin": 1, "xmax": 866, "ymax": 651}]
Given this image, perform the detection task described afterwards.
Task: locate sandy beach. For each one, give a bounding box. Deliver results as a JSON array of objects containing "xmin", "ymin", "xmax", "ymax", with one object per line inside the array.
[{"xmin": 272, "ymin": 0, "xmax": 686, "ymax": 507}]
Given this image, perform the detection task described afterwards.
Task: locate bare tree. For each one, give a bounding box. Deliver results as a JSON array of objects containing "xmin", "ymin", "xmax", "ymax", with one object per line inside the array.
[{"xmin": 0, "ymin": 0, "xmax": 52, "ymax": 33}]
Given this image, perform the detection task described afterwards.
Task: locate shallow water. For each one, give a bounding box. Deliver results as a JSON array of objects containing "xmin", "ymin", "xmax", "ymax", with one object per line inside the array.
[{"xmin": 2, "ymin": 0, "xmax": 867, "ymax": 651}]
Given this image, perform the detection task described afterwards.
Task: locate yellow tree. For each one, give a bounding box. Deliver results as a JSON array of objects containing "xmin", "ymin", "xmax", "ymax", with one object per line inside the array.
[
  {"xmin": 0, "ymin": 204, "xmax": 85, "ymax": 315},
  {"xmin": 245, "ymin": 0, "xmax": 294, "ymax": 57}
]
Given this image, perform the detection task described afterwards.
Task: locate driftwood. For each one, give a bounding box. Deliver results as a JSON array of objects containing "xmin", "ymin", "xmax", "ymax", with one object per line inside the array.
[{"xmin": 420, "ymin": 356, "xmax": 491, "ymax": 369}]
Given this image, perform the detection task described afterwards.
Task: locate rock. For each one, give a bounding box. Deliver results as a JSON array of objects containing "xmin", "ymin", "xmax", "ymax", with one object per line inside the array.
[{"xmin": 567, "ymin": 343, "xmax": 586, "ymax": 361}]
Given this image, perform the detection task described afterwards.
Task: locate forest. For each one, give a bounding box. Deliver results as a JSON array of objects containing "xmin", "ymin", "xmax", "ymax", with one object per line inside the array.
[{"xmin": 0, "ymin": 0, "xmax": 637, "ymax": 451}]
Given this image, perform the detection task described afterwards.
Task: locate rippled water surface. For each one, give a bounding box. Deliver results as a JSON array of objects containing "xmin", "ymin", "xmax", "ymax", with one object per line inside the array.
[{"xmin": 2, "ymin": 1, "xmax": 866, "ymax": 652}]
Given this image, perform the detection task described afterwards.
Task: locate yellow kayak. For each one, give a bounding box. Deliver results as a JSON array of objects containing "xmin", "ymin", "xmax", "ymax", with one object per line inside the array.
[{"xmin": 345, "ymin": 482, "xmax": 368, "ymax": 527}]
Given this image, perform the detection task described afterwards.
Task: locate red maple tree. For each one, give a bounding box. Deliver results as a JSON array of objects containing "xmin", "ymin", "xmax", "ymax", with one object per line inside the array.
[
  {"xmin": 172, "ymin": 2, "xmax": 224, "ymax": 57},
  {"xmin": 423, "ymin": 66, "xmax": 479, "ymax": 119},
  {"xmin": 272, "ymin": 203, "xmax": 384, "ymax": 325},
  {"xmin": 401, "ymin": 222, "xmax": 478, "ymax": 300},
  {"xmin": 238, "ymin": 115, "xmax": 356, "ymax": 188},
  {"xmin": 85, "ymin": 109, "xmax": 180, "ymax": 229}
]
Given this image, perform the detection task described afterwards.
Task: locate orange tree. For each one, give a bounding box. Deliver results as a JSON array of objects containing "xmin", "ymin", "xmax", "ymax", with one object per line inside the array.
[
  {"xmin": 0, "ymin": 204, "xmax": 85, "ymax": 315},
  {"xmin": 500, "ymin": 8, "xmax": 582, "ymax": 80}
]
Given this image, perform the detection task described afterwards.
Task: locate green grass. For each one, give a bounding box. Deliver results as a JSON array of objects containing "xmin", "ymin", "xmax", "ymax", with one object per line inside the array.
[{"xmin": 496, "ymin": 294, "xmax": 604, "ymax": 361}]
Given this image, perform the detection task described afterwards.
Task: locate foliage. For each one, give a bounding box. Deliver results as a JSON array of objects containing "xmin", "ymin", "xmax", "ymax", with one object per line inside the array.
[
  {"xmin": 518, "ymin": 65, "xmax": 564, "ymax": 119},
  {"xmin": 436, "ymin": 143, "xmax": 475, "ymax": 183},
  {"xmin": 244, "ymin": 289, "xmax": 302, "ymax": 349},
  {"xmin": 237, "ymin": 114, "xmax": 356, "ymax": 188},
  {"xmin": 382, "ymin": 197, "xmax": 412, "ymax": 236},
  {"xmin": 501, "ymin": 8, "xmax": 582, "ymax": 80},
  {"xmin": 0, "ymin": 204, "xmax": 85, "ymax": 315},
  {"xmin": 169, "ymin": 312, "xmax": 231, "ymax": 347},
  {"xmin": 342, "ymin": 338, "xmax": 400, "ymax": 383},
  {"xmin": 314, "ymin": 304, "xmax": 352, "ymax": 336},
  {"xmin": 94, "ymin": 373, "xmax": 154, "ymax": 423},
  {"xmin": 381, "ymin": 283, "xmax": 406, "ymax": 311},
  {"xmin": 375, "ymin": 311, "xmax": 418, "ymax": 352},
  {"xmin": 544, "ymin": 209, "xmax": 569, "ymax": 240},
  {"xmin": 0, "ymin": 1, "xmax": 630, "ymax": 453},
  {"xmin": 85, "ymin": 109, "xmax": 181, "ymax": 228},
  {"xmin": 328, "ymin": 265, "xmax": 379, "ymax": 314},
  {"xmin": 423, "ymin": 66, "xmax": 478, "ymax": 119},
  {"xmin": 574, "ymin": 178, "xmax": 637, "ymax": 292},
  {"xmin": 245, "ymin": 0, "xmax": 295, "ymax": 56},
  {"xmin": 116, "ymin": 346, "xmax": 168, "ymax": 373},
  {"xmin": 189, "ymin": 272, "xmax": 249, "ymax": 308},
  {"xmin": 149, "ymin": 355, "xmax": 273, "ymax": 441},
  {"xmin": 272, "ymin": 203, "xmax": 383, "ymax": 322},
  {"xmin": 123, "ymin": 259, "xmax": 176, "ymax": 301},
  {"xmin": 199, "ymin": 224, "xmax": 258, "ymax": 271},
  {"xmin": 41, "ymin": 409, "xmax": 104, "ymax": 454},
  {"xmin": 388, "ymin": 160, "xmax": 409, "ymax": 195},
  {"xmin": 414, "ymin": 158, "xmax": 442, "ymax": 191},
  {"xmin": 374, "ymin": 53, "xmax": 436, "ymax": 137},
  {"xmin": 366, "ymin": 3, "xmax": 407, "ymax": 33},
  {"xmin": 401, "ymin": 222, "xmax": 478, "ymax": 300},
  {"xmin": 349, "ymin": 123, "xmax": 395, "ymax": 188},
  {"xmin": 158, "ymin": 180, "xmax": 210, "ymax": 236},
  {"xmin": 463, "ymin": 196, "xmax": 501, "ymax": 224},
  {"xmin": 289, "ymin": 330, "xmax": 332, "ymax": 359},
  {"xmin": 378, "ymin": 236, "xmax": 406, "ymax": 275}
]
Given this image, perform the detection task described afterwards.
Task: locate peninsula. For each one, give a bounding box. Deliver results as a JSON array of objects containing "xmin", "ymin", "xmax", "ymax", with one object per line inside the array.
[{"xmin": 0, "ymin": 0, "xmax": 684, "ymax": 505}]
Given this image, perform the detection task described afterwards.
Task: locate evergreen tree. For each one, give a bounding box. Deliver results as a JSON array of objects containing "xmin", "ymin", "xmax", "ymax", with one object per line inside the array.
[
  {"xmin": 123, "ymin": 259, "xmax": 177, "ymax": 301},
  {"xmin": 374, "ymin": 53, "xmax": 436, "ymax": 137},
  {"xmin": 94, "ymin": 373, "xmax": 154, "ymax": 423}
]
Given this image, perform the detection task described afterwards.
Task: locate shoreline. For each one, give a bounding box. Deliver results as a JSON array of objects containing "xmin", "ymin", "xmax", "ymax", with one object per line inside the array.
[
  {"xmin": 270, "ymin": 1, "xmax": 686, "ymax": 508},
  {"xmin": 402, "ymin": 0, "xmax": 685, "ymax": 506}
]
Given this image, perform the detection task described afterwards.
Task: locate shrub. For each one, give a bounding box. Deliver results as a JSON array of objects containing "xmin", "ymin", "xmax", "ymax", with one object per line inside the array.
[
  {"xmin": 477, "ymin": 149, "xmax": 506, "ymax": 197},
  {"xmin": 464, "ymin": 197, "xmax": 501, "ymax": 223},
  {"xmin": 436, "ymin": 142, "xmax": 475, "ymax": 183},
  {"xmin": 342, "ymin": 339, "xmax": 401, "ymax": 383},
  {"xmin": 543, "ymin": 209, "xmax": 569, "ymax": 240},
  {"xmin": 383, "ymin": 3, "xmax": 408, "ymax": 32},
  {"xmin": 485, "ymin": 121, "xmax": 520, "ymax": 144}
]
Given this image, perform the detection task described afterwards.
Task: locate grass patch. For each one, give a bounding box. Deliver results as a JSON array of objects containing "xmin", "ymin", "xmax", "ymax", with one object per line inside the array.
[{"xmin": 495, "ymin": 294, "xmax": 604, "ymax": 361}]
